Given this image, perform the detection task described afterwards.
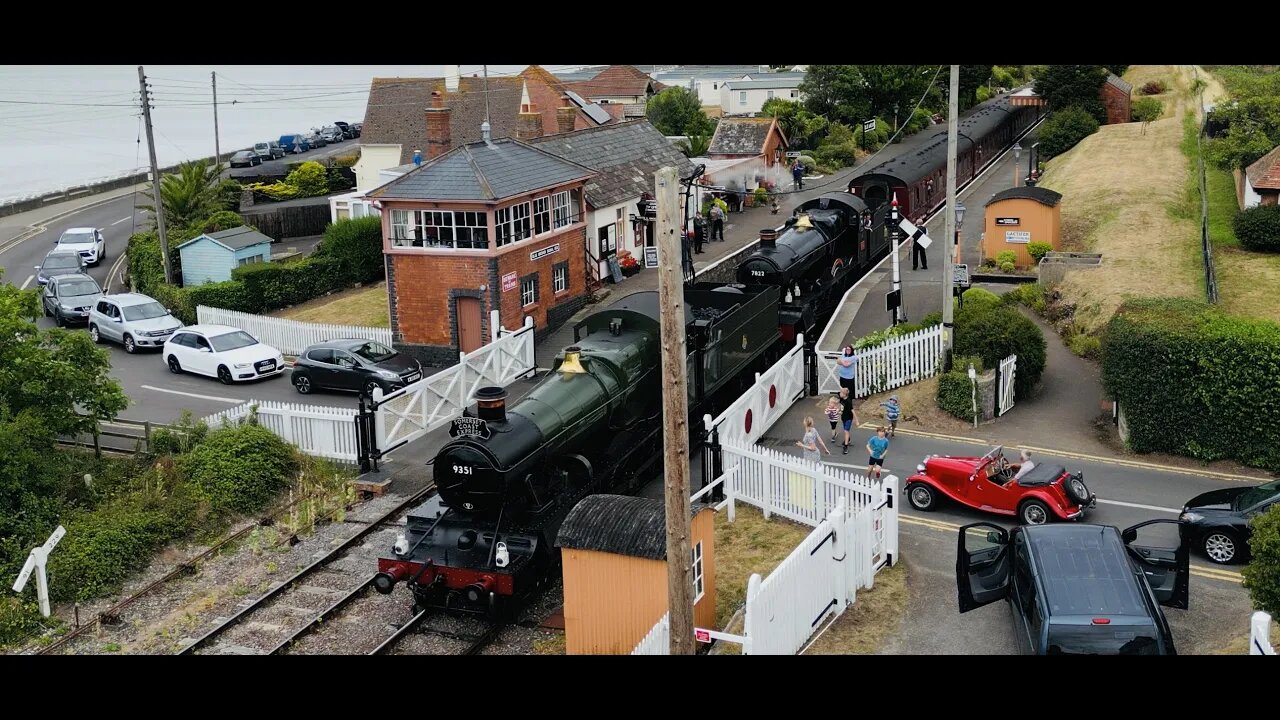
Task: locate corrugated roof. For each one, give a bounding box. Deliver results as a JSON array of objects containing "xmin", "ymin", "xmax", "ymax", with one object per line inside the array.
[
  {"xmin": 528, "ymin": 120, "xmax": 695, "ymax": 208},
  {"xmin": 369, "ymin": 137, "xmax": 595, "ymax": 201},
  {"xmin": 1246, "ymin": 144, "xmax": 1280, "ymax": 190},
  {"xmin": 708, "ymin": 117, "xmax": 783, "ymax": 156},
  {"xmin": 181, "ymin": 226, "xmax": 273, "ymax": 251},
  {"xmin": 986, "ymin": 186, "xmax": 1063, "ymax": 208},
  {"xmin": 555, "ymin": 494, "xmax": 709, "ymax": 559},
  {"xmin": 724, "ymin": 77, "xmax": 803, "ymax": 91},
  {"xmin": 1105, "ymin": 74, "xmax": 1133, "ymax": 95}
]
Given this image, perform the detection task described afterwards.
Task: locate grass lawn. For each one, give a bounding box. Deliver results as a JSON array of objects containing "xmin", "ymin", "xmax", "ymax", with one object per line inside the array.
[
  {"xmin": 1037, "ymin": 65, "xmax": 1211, "ymax": 334},
  {"xmin": 802, "ymin": 563, "xmax": 907, "ymax": 655},
  {"xmin": 713, "ymin": 505, "xmax": 812, "ymax": 629},
  {"xmin": 272, "ymin": 282, "xmax": 389, "ymax": 328}
]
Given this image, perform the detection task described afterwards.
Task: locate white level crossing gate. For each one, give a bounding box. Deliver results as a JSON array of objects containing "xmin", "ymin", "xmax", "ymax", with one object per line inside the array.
[{"xmin": 996, "ymin": 354, "xmax": 1017, "ymax": 416}]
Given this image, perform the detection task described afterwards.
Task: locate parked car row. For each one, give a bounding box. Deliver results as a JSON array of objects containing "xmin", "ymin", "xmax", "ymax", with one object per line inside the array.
[{"xmin": 229, "ymin": 121, "xmax": 362, "ymax": 166}]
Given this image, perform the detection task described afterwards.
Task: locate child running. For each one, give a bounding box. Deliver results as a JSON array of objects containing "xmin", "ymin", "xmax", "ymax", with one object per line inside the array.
[
  {"xmin": 879, "ymin": 395, "xmax": 901, "ymax": 437},
  {"xmin": 866, "ymin": 427, "xmax": 890, "ymax": 479},
  {"xmin": 825, "ymin": 397, "xmax": 841, "ymax": 441}
]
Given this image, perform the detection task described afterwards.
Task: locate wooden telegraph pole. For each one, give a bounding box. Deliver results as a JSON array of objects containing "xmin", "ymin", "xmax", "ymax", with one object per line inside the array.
[
  {"xmin": 655, "ymin": 165, "xmax": 695, "ymax": 655},
  {"xmin": 941, "ymin": 65, "xmax": 960, "ymax": 371},
  {"xmin": 139, "ymin": 66, "xmax": 173, "ymax": 285}
]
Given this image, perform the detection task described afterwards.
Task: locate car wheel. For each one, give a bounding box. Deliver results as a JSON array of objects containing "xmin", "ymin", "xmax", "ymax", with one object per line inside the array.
[
  {"xmin": 89, "ymin": 324, "xmax": 101, "ymax": 344},
  {"xmin": 43, "ymin": 303, "xmax": 51, "ymax": 318},
  {"xmin": 363, "ymin": 380, "xmax": 382, "ymax": 397},
  {"xmin": 1203, "ymin": 530, "xmax": 1241, "ymax": 565},
  {"xmin": 1019, "ymin": 499, "xmax": 1051, "ymax": 526},
  {"xmin": 906, "ymin": 483, "xmax": 936, "ymax": 511},
  {"xmin": 54, "ymin": 311, "xmax": 65, "ymax": 328},
  {"xmin": 217, "ymin": 365, "xmax": 233, "ymax": 385},
  {"xmin": 1064, "ymin": 474, "xmax": 1090, "ymax": 506},
  {"xmin": 123, "ymin": 335, "xmax": 136, "ymax": 354},
  {"xmin": 167, "ymin": 355, "xmax": 182, "ymax": 374},
  {"xmin": 294, "ymin": 374, "xmax": 312, "ymax": 394}
]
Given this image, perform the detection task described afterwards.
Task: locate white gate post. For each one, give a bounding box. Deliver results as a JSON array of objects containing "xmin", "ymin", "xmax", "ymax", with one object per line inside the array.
[
  {"xmin": 830, "ymin": 497, "xmax": 849, "ymax": 609},
  {"xmin": 458, "ymin": 350, "xmax": 468, "ymax": 407},
  {"xmin": 884, "ymin": 474, "xmax": 899, "ymax": 566},
  {"xmin": 1252, "ymin": 611, "xmax": 1276, "ymax": 655},
  {"xmin": 743, "ymin": 572, "xmax": 762, "ymax": 655},
  {"xmin": 490, "ymin": 308, "xmax": 501, "ymax": 343}
]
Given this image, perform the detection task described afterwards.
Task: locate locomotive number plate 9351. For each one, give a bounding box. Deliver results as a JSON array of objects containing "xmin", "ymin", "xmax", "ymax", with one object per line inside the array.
[{"xmin": 453, "ymin": 465, "xmax": 473, "ymax": 475}]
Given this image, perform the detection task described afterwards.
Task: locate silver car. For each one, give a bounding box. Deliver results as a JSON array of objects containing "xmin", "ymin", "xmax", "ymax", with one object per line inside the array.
[
  {"xmin": 42, "ymin": 273, "xmax": 103, "ymax": 327},
  {"xmin": 88, "ymin": 293, "xmax": 184, "ymax": 353}
]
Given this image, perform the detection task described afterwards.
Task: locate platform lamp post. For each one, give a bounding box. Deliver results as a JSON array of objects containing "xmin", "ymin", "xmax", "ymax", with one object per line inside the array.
[
  {"xmin": 1011, "ymin": 143, "xmax": 1022, "ymax": 188},
  {"xmin": 953, "ymin": 202, "xmax": 966, "ymax": 266}
]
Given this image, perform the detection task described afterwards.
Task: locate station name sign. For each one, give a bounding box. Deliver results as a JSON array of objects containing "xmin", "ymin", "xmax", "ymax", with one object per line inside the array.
[{"xmin": 530, "ymin": 244, "xmax": 560, "ymax": 262}]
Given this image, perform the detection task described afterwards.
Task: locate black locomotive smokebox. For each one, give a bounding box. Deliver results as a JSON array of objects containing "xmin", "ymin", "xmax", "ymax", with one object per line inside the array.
[{"xmin": 475, "ymin": 386, "xmax": 508, "ymax": 422}]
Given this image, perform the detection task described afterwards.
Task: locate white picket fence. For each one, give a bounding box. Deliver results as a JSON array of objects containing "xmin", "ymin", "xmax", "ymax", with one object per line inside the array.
[
  {"xmin": 816, "ymin": 325, "xmax": 944, "ymax": 396},
  {"xmin": 373, "ymin": 317, "xmax": 536, "ymax": 457},
  {"xmin": 709, "ymin": 334, "xmax": 807, "ymax": 446},
  {"xmin": 202, "ymin": 399, "xmax": 360, "ymax": 463},
  {"xmin": 196, "ymin": 305, "xmax": 393, "ymax": 356},
  {"xmin": 633, "ymin": 441, "xmax": 899, "ymax": 655},
  {"xmin": 1253, "ymin": 611, "xmax": 1276, "ymax": 656}
]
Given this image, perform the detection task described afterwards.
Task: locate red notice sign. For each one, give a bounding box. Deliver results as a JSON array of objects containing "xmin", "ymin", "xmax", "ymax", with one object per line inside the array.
[
  {"xmin": 501, "ymin": 272, "xmax": 517, "ymax": 292},
  {"xmin": 695, "ymin": 629, "xmax": 711, "ymax": 643}
]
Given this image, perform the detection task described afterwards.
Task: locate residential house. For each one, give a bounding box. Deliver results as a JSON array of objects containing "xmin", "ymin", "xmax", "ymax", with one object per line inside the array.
[
  {"xmin": 1241, "ymin": 145, "xmax": 1280, "ymax": 208},
  {"xmin": 365, "ymin": 135, "xmax": 595, "ymax": 366},
  {"xmin": 1099, "ymin": 74, "xmax": 1132, "ymax": 125},
  {"xmin": 176, "ymin": 227, "xmax": 273, "ymax": 287},
  {"xmin": 566, "ymin": 65, "xmax": 665, "ymax": 120},
  {"xmin": 720, "ymin": 73, "xmax": 806, "ymax": 115},
  {"xmin": 529, "ymin": 120, "xmax": 695, "ymax": 284},
  {"xmin": 650, "ymin": 65, "xmax": 767, "ymax": 108},
  {"xmin": 707, "ymin": 116, "xmax": 789, "ymax": 170}
]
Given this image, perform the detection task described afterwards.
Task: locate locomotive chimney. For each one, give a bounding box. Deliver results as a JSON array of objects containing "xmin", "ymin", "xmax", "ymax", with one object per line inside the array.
[
  {"xmin": 559, "ymin": 346, "xmax": 587, "ymax": 374},
  {"xmin": 475, "ymin": 386, "xmax": 508, "ymax": 422},
  {"xmin": 759, "ymin": 228, "xmax": 778, "ymax": 248}
]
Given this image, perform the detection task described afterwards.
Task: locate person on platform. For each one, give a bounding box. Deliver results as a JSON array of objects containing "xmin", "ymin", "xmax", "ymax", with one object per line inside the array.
[
  {"xmin": 708, "ymin": 200, "xmax": 726, "ymax": 241},
  {"xmin": 912, "ymin": 215, "xmax": 929, "ymax": 271},
  {"xmin": 792, "ymin": 160, "xmax": 805, "ymax": 191}
]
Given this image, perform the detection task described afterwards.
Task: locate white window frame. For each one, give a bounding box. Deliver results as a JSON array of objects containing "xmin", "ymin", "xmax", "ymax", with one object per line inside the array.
[
  {"xmin": 739, "ymin": 91, "xmax": 747, "ymax": 106},
  {"xmin": 767, "ymin": 90, "xmax": 774, "ymax": 100},
  {"xmin": 533, "ymin": 196, "xmax": 551, "ymax": 236},
  {"xmin": 552, "ymin": 190, "xmax": 574, "ymax": 229},
  {"xmin": 692, "ymin": 541, "xmax": 704, "ymax": 603},
  {"xmin": 417, "ymin": 210, "xmax": 455, "ymax": 248},
  {"xmin": 495, "ymin": 206, "xmax": 513, "ymax": 247},
  {"xmin": 453, "ymin": 210, "xmax": 488, "ymax": 249},
  {"xmin": 512, "ymin": 201, "xmax": 531, "ymax": 242},
  {"xmin": 391, "ymin": 209, "xmax": 412, "ymax": 247},
  {"xmin": 553, "ymin": 261, "xmax": 568, "ymax": 294},
  {"xmin": 520, "ymin": 274, "xmax": 538, "ymax": 307}
]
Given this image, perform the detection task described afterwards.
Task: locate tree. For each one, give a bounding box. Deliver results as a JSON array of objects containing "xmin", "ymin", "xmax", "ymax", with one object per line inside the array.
[
  {"xmin": 959, "ymin": 65, "xmax": 995, "ymax": 110},
  {"xmin": 1105, "ymin": 65, "xmax": 1130, "ymax": 76},
  {"xmin": 1034, "ymin": 65, "xmax": 1109, "ymax": 125},
  {"xmin": 137, "ymin": 160, "xmax": 231, "ymax": 231},
  {"xmin": 761, "ymin": 97, "xmax": 829, "ymax": 149},
  {"xmin": 1037, "ymin": 106, "xmax": 1100, "ymax": 159},
  {"xmin": 676, "ymin": 134, "xmax": 710, "ymax": 158},
  {"xmin": 285, "ymin": 161, "xmax": 330, "ymax": 198},
  {"xmin": 645, "ymin": 87, "xmax": 714, "ymax": 137},
  {"xmin": 800, "ymin": 65, "xmax": 870, "ymax": 128},
  {"xmin": 1243, "ymin": 504, "xmax": 1280, "ymax": 618},
  {"xmin": 853, "ymin": 65, "xmax": 934, "ymax": 125},
  {"xmin": 1130, "ymin": 97, "xmax": 1163, "ymax": 134},
  {"xmin": 1204, "ymin": 92, "xmax": 1280, "ymax": 170}
]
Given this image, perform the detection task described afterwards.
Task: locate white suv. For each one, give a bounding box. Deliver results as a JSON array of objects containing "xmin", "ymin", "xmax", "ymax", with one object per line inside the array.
[
  {"xmin": 88, "ymin": 293, "xmax": 184, "ymax": 354},
  {"xmin": 55, "ymin": 227, "xmax": 106, "ymax": 266},
  {"xmin": 163, "ymin": 324, "xmax": 285, "ymax": 384}
]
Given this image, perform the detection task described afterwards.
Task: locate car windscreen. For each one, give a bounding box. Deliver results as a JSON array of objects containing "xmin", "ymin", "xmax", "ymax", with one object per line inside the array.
[
  {"xmin": 209, "ymin": 331, "xmax": 258, "ymax": 352},
  {"xmin": 1235, "ymin": 479, "xmax": 1280, "ymax": 510},
  {"xmin": 59, "ymin": 232, "xmax": 94, "ymax": 245},
  {"xmin": 353, "ymin": 341, "xmax": 396, "ymax": 363},
  {"xmin": 59, "ymin": 280, "xmax": 99, "ymax": 296},
  {"xmin": 44, "ymin": 255, "xmax": 81, "ymax": 270},
  {"xmin": 1046, "ymin": 625, "xmax": 1161, "ymax": 655},
  {"xmin": 122, "ymin": 302, "xmax": 169, "ymax": 321}
]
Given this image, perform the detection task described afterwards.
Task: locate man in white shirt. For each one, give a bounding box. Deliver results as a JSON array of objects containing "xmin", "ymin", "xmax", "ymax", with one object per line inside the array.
[{"xmin": 1009, "ymin": 450, "xmax": 1035, "ymax": 481}]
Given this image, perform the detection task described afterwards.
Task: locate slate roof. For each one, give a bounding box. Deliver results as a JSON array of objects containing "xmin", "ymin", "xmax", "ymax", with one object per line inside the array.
[
  {"xmin": 528, "ymin": 120, "xmax": 695, "ymax": 208},
  {"xmin": 1246, "ymin": 144, "xmax": 1280, "ymax": 191},
  {"xmin": 555, "ymin": 494, "xmax": 709, "ymax": 560},
  {"xmin": 178, "ymin": 226, "xmax": 274, "ymax": 251},
  {"xmin": 1104, "ymin": 74, "xmax": 1133, "ymax": 96},
  {"xmin": 708, "ymin": 117, "xmax": 784, "ymax": 156},
  {"xmin": 985, "ymin": 185, "xmax": 1064, "ymax": 208},
  {"xmin": 368, "ymin": 137, "xmax": 595, "ymax": 201},
  {"xmin": 568, "ymin": 65, "xmax": 666, "ymax": 99}
]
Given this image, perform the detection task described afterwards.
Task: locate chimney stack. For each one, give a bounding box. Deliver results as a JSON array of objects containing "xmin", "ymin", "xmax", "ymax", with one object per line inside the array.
[
  {"xmin": 481, "ymin": 120, "xmax": 493, "ymax": 147},
  {"xmin": 474, "ymin": 386, "xmax": 508, "ymax": 423},
  {"xmin": 517, "ymin": 103, "xmax": 544, "ymax": 140},
  {"xmin": 445, "ymin": 65, "xmax": 460, "ymax": 92},
  {"xmin": 557, "ymin": 105, "xmax": 576, "ymax": 135},
  {"xmin": 425, "ymin": 91, "xmax": 452, "ymax": 160}
]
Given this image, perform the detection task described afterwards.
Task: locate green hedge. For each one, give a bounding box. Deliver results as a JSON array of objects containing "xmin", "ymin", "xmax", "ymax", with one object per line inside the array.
[
  {"xmin": 232, "ymin": 256, "xmax": 345, "ymax": 311},
  {"xmin": 1243, "ymin": 505, "xmax": 1280, "ymax": 617},
  {"xmin": 1038, "ymin": 106, "xmax": 1100, "ymax": 160},
  {"xmin": 179, "ymin": 421, "xmax": 298, "ymax": 515},
  {"xmin": 1233, "ymin": 204, "xmax": 1280, "ymax": 252},
  {"xmin": 314, "ymin": 216, "xmax": 384, "ymax": 284},
  {"xmin": 954, "ymin": 302, "xmax": 1046, "ymax": 398},
  {"xmin": 936, "ymin": 355, "xmax": 985, "ymax": 420},
  {"xmin": 47, "ymin": 502, "xmax": 192, "ymax": 602},
  {"xmin": 1102, "ymin": 298, "xmax": 1280, "ymax": 469}
]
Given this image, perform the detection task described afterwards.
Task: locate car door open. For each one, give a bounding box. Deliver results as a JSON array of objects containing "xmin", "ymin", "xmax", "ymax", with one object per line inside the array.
[
  {"xmin": 957, "ymin": 522, "xmax": 1011, "ymax": 613},
  {"xmin": 1122, "ymin": 518, "xmax": 1189, "ymax": 610}
]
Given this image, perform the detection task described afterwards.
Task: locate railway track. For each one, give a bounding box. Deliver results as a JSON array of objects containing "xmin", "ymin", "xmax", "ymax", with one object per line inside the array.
[{"xmin": 177, "ymin": 485, "xmax": 434, "ymax": 655}]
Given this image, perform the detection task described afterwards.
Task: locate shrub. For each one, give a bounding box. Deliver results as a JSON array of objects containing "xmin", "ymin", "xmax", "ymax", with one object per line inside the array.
[
  {"xmin": 1027, "ymin": 241, "xmax": 1052, "ymax": 263},
  {"xmin": 326, "ymin": 166, "xmax": 355, "ymax": 193},
  {"xmin": 1131, "ymin": 97, "xmax": 1163, "ymax": 126},
  {"xmin": 314, "ymin": 216, "xmax": 384, "ymax": 284},
  {"xmin": 1233, "ymin": 204, "xmax": 1280, "ymax": 252},
  {"xmin": 1037, "ymin": 106, "xmax": 1100, "ymax": 160},
  {"xmin": 286, "ymin": 161, "xmax": 329, "ymax": 198},
  {"xmin": 0, "ymin": 597, "xmax": 47, "ymax": 647},
  {"xmin": 247, "ymin": 180, "xmax": 301, "ymax": 201},
  {"xmin": 798, "ymin": 155, "xmax": 816, "ymax": 169},
  {"xmin": 961, "ymin": 287, "xmax": 1002, "ymax": 311},
  {"xmin": 1068, "ymin": 333, "xmax": 1102, "ymax": 360},
  {"xmin": 936, "ymin": 371, "xmax": 976, "ymax": 420},
  {"xmin": 920, "ymin": 311, "xmax": 943, "ymax": 327},
  {"xmin": 185, "ymin": 280, "xmax": 254, "ymax": 315},
  {"xmin": 47, "ymin": 502, "xmax": 192, "ymax": 602},
  {"xmin": 232, "ymin": 256, "xmax": 345, "ymax": 311},
  {"xmin": 179, "ymin": 422, "xmax": 298, "ymax": 515},
  {"xmin": 1139, "ymin": 79, "xmax": 1168, "ymax": 95},
  {"xmin": 1102, "ymin": 298, "xmax": 1280, "ymax": 469},
  {"xmin": 333, "ymin": 153, "xmax": 360, "ymax": 168},
  {"xmin": 1000, "ymin": 261, "xmax": 1016, "ymax": 273},
  {"xmin": 954, "ymin": 305, "xmax": 1047, "ymax": 398},
  {"xmin": 198, "ymin": 210, "xmax": 245, "ymax": 234},
  {"xmin": 150, "ymin": 411, "xmax": 210, "ymax": 456},
  {"xmin": 148, "ymin": 282, "xmax": 195, "ymax": 324},
  {"xmin": 996, "ymin": 250, "xmax": 1017, "ymax": 266},
  {"xmin": 1244, "ymin": 504, "xmax": 1280, "ymax": 617}
]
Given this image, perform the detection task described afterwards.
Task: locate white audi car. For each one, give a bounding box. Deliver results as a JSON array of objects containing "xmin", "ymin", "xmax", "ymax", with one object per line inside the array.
[
  {"xmin": 56, "ymin": 227, "xmax": 106, "ymax": 266},
  {"xmin": 163, "ymin": 324, "xmax": 285, "ymax": 384}
]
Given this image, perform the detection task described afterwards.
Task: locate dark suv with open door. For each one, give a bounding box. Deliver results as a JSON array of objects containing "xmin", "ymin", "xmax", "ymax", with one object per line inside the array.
[{"xmin": 956, "ymin": 520, "xmax": 1189, "ymax": 655}]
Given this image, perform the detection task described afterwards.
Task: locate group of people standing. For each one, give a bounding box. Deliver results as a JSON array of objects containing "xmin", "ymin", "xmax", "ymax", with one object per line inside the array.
[
  {"xmin": 795, "ymin": 344, "xmax": 900, "ymax": 479},
  {"xmin": 691, "ymin": 195, "xmax": 729, "ymax": 255}
]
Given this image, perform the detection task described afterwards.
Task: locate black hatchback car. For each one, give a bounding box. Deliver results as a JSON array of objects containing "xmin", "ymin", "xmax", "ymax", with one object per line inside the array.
[
  {"xmin": 957, "ymin": 520, "xmax": 1188, "ymax": 655},
  {"xmin": 1180, "ymin": 479, "xmax": 1280, "ymax": 564},
  {"xmin": 293, "ymin": 339, "xmax": 422, "ymax": 396}
]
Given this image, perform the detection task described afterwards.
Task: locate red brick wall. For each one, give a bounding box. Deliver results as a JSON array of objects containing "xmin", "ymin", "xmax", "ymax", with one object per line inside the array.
[
  {"xmin": 391, "ymin": 254, "xmax": 489, "ymax": 345},
  {"xmin": 493, "ymin": 227, "xmax": 587, "ymax": 332},
  {"xmin": 1100, "ymin": 85, "xmax": 1131, "ymax": 125}
]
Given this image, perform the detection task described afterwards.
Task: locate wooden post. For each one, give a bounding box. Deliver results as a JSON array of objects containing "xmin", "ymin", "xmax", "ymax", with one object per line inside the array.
[{"xmin": 655, "ymin": 165, "xmax": 695, "ymax": 655}]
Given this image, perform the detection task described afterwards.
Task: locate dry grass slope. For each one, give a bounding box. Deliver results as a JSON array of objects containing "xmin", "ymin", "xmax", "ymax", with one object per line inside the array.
[{"xmin": 273, "ymin": 282, "xmax": 389, "ymax": 328}]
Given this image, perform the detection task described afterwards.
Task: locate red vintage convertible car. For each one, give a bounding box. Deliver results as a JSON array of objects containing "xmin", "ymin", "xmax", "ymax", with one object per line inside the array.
[{"xmin": 905, "ymin": 446, "xmax": 1096, "ymax": 525}]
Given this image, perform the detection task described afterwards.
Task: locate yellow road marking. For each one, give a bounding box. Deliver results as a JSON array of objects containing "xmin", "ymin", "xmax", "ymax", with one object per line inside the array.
[
  {"xmin": 859, "ymin": 424, "xmax": 1267, "ymax": 484},
  {"xmin": 898, "ymin": 514, "xmax": 1243, "ymax": 584}
]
